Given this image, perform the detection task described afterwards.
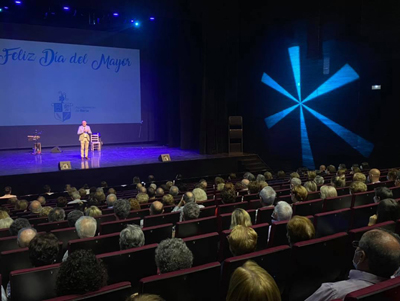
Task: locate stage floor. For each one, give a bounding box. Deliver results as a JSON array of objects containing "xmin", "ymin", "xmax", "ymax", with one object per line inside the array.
[{"xmin": 0, "ymin": 144, "xmax": 231, "ymax": 177}]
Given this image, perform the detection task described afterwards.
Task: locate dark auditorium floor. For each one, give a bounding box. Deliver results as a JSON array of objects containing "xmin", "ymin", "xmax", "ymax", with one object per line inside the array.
[{"xmin": 0, "ymin": 144, "xmax": 230, "ymax": 176}]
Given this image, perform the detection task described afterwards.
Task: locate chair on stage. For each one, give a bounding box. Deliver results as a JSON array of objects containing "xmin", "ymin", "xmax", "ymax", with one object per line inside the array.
[{"xmin": 91, "ymin": 133, "xmax": 102, "ymax": 151}]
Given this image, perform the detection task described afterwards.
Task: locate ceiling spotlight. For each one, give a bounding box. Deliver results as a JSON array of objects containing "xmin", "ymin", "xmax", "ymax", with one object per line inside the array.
[
  {"xmin": 15, "ymin": 1, "xmax": 22, "ymax": 4},
  {"xmin": 130, "ymin": 19, "xmax": 134, "ymax": 23},
  {"xmin": 63, "ymin": 6, "xmax": 70, "ymax": 10},
  {"xmin": 150, "ymin": 17, "xmax": 155, "ymax": 21},
  {"xmin": 0, "ymin": 8, "xmax": 2, "ymax": 12},
  {"xmin": 113, "ymin": 12, "xmax": 119, "ymax": 16},
  {"xmin": 134, "ymin": 21, "xmax": 140, "ymax": 27}
]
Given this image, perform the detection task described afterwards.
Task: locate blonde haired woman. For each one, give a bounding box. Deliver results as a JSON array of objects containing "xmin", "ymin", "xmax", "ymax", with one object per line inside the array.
[
  {"xmin": 320, "ymin": 185, "xmax": 337, "ymax": 200},
  {"xmin": 230, "ymin": 208, "xmax": 252, "ymax": 229},
  {"xmin": 226, "ymin": 260, "xmax": 281, "ymax": 301},
  {"xmin": 85, "ymin": 205, "xmax": 102, "ymax": 217}
]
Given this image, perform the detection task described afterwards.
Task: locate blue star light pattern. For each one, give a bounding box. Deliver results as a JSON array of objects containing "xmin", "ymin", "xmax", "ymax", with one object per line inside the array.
[{"xmin": 262, "ymin": 46, "xmax": 374, "ymax": 169}]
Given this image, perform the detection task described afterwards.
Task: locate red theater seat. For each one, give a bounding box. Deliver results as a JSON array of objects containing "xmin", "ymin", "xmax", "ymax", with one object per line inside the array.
[
  {"xmin": 314, "ymin": 208, "xmax": 352, "ymax": 237},
  {"xmin": 248, "ymin": 199, "xmax": 263, "ymax": 209},
  {"xmin": 68, "ymin": 233, "xmax": 120, "ymax": 255},
  {"xmin": 36, "ymin": 220, "xmax": 69, "ymax": 232},
  {"xmin": 51, "ymin": 227, "xmax": 79, "ymax": 252},
  {"xmin": 140, "ymin": 262, "xmax": 221, "ymax": 301},
  {"xmin": 44, "ymin": 282, "xmax": 132, "ymax": 301},
  {"xmin": 0, "ymin": 248, "xmax": 32, "ymax": 287},
  {"xmin": 127, "ymin": 208, "xmax": 150, "ymax": 219},
  {"xmin": 97, "ymin": 244, "xmax": 157, "ymax": 290},
  {"xmin": 343, "ymin": 276, "xmax": 400, "ymax": 300},
  {"xmin": 0, "ymin": 228, "xmax": 12, "ymax": 238},
  {"xmin": 348, "ymin": 221, "xmax": 396, "ymax": 243},
  {"xmin": 243, "ymin": 193, "xmax": 260, "ymax": 201},
  {"xmin": 350, "ymin": 203, "xmax": 378, "ymax": 229},
  {"xmin": 352, "ymin": 191, "xmax": 374, "ymax": 207},
  {"xmin": 256, "ymin": 206, "xmax": 274, "ymax": 224},
  {"xmin": 143, "ymin": 211, "xmax": 180, "ymax": 227},
  {"xmin": 199, "ymin": 205, "xmax": 217, "ymax": 217},
  {"xmin": 0, "ymin": 235, "xmax": 19, "ymax": 253},
  {"xmin": 142, "ymin": 223, "xmax": 173, "ymax": 244},
  {"xmin": 100, "ymin": 217, "xmax": 140, "ymax": 235},
  {"xmin": 183, "ymin": 232, "xmax": 219, "ymax": 266},
  {"xmin": 218, "ymin": 201, "xmax": 247, "ymax": 215},
  {"xmin": 323, "ymin": 194, "xmax": 353, "ymax": 212},
  {"xmin": 175, "ymin": 216, "xmax": 217, "ymax": 238},
  {"xmin": 292, "ymin": 199, "xmax": 323, "ymax": 216}
]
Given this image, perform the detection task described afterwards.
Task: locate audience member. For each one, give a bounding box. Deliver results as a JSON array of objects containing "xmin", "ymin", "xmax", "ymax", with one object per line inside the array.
[
  {"xmin": 56, "ymin": 196, "xmax": 68, "ymax": 208},
  {"xmin": 216, "ymin": 183, "xmax": 225, "ymax": 191},
  {"xmin": 15, "ymin": 199, "xmax": 28, "ymax": 211},
  {"xmin": 0, "ymin": 212, "xmax": 13, "ymax": 229},
  {"xmin": 182, "ymin": 202, "xmax": 200, "ymax": 221},
  {"xmin": 241, "ymin": 179, "xmax": 250, "ymax": 190},
  {"xmin": 228, "ymin": 225, "xmax": 258, "ymax": 256},
  {"xmin": 40, "ymin": 206, "xmax": 52, "ymax": 217},
  {"xmin": 119, "ymin": 224, "xmax": 145, "ymax": 250},
  {"xmin": 368, "ymin": 168, "xmax": 381, "ymax": 184},
  {"xmin": 137, "ymin": 193, "xmax": 149, "ymax": 204},
  {"xmin": 230, "ymin": 208, "xmax": 252, "ymax": 229},
  {"xmin": 78, "ymin": 188, "xmax": 87, "ymax": 199},
  {"xmin": 48, "ymin": 207, "xmax": 66, "ymax": 222},
  {"xmin": 290, "ymin": 177, "xmax": 302, "ymax": 189},
  {"xmin": 37, "ymin": 196, "xmax": 46, "ymax": 206},
  {"xmin": 248, "ymin": 181, "xmax": 260, "ymax": 194},
  {"xmin": 125, "ymin": 294, "xmax": 165, "ymax": 301},
  {"xmin": 106, "ymin": 193, "xmax": 117, "ymax": 208},
  {"xmin": 304, "ymin": 181, "xmax": 317, "ymax": 192},
  {"xmin": 353, "ymin": 172, "xmax": 367, "ymax": 183},
  {"xmin": 29, "ymin": 233, "xmax": 60, "ymax": 267},
  {"xmin": 264, "ymin": 171, "xmax": 273, "ymax": 180},
  {"xmin": 155, "ymin": 188, "xmax": 165, "ymax": 198},
  {"xmin": 327, "ymin": 165, "xmax": 336, "ymax": 174},
  {"xmin": 243, "ymin": 172, "xmax": 255, "ymax": 181},
  {"xmin": 314, "ymin": 175, "xmax": 324, "ymax": 185},
  {"xmin": 17, "ymin": 228, "xmax": 37, "ymax": 248},
  {"xmin": 369, "ymin": 199, "xmax": 400, "ymax": 226},
  {"xmin": 259, "ymin": 186, "xmax": 276, "ymax": 207},
  {"xmin": 0, "ymin": 186, "xmax": 16, "ymax": 199},
  {"xmin": 56, "ymin": 250, "xmax": 107, "ymax": 296},
  {"xmin": 277, "ymin": 171, "xmax": 285, "ymax": 179},
  {"xmin": 290, "ymin": 172, "xmax": 300, "ymax": 179},
  {"xmin": 193, "ymin": 188, "xmax": 207, "ymax": 202},
  {"xmin": 360, "ymin": 162, "xmax": 370, "ymax": 170},
  {"xmin": 67, "ymin": 210, "xmax": 84, "ymax": 227},
  {"xmin": 307, "ymin": 171, "xmax": 317, "ymax": 181},
  {"xmin": 306, "ymin": 229, "xmax": 400, "ymax": 300},
  {"xmin": 226, "ymin": 260, "xmax": 281, "ymax": 301},
  {"xmin": 320, "ymin": 185, "xmax": 337, "ymax": 200},
  {"xmin": 256, "ymin": 174, "xmax": 266, "ymax": 183},
  {"xmin": 387, "ymin": 169, "xmax": 398, "ymax": 181},
  {"xmin": 150, "ymin": 201, "xmax": 164, "ymax": 216},
  {"xmin": 148, "ymin": 187, "xmax": 156, "ymax": 200},
  {"xmin": 129, "ymin": 198, "xmax": 141, "ymax": 210},
  {"xmin": 374, "ymin": 187, "xmax": 393, "ymax": 203},
  {"xmin": 162, "ymin": 194, "xmax": 174, "ymax": 206},
  {"xmin": 85, "ymin": 206, "xmax": 102, "ymax": 217},
  {"xmin": 331, "ymin": 175, "xmax": 346, "ymax": 188},
  {"xmin": 271, "ymin": 201, "xmax": 292, "ymax": 222},
  {"xmin": 114, "ymin": 199, "xmax": 131, "ymax": 219},
  {"xmin": 169, "ymin": 186, "xmax": 179, "ymax": 197},
  {"xmin": 349, "ymin": 181, "xmax": 367, "ymax": 194},
  {"xmin": 291, "ymin": 185, "xmax": 308, "ymax": 203},
  {"xmin": 155, "ymin": 238, "xmax": 193, "ymax": 273},
  {"xmin": 286, "ymin": 216, "xmax": 315, "ymax": 246},
  {"xmin": 319, "ymin": 165, "xmax": 326, "ymax": 174},
  {"xmin": 221, "ymin": 189, "xmax": 236, "ymax": 204},
  {"xmin": 9, "ymin": 218, "xmax": 31, "ymax": 235}
]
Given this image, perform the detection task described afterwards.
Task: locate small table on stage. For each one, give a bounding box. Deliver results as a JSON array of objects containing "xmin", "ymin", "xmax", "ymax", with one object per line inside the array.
[{"xmin": 28, "ymin": 135, "xmax": 41, "ymax": 155}]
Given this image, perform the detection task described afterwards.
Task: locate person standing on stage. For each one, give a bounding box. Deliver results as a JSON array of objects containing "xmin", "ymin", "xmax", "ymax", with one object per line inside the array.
[{"xmin": 77, "ymin": 120, "xmax": 92, "ymax": 159}]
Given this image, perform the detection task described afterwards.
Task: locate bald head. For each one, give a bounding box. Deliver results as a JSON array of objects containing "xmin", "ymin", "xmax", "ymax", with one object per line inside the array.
[
  {"xmin": 150, "ymin": 201, "xmax": 164, "ymax": 215},
  {"xmin": 369, "ymin": 169, "xmax": 381, "ymax": 183},
  {"xmin": 30, "ymin": 201, "xmax": 42, "ymax": 214},
  {"xmin": 37, "ymin": 196, "xmax": 46, "ymax": 205},
  {"xmin": 183, "ymin": 192, "xmax": 195, "ymax": 203},
  {"xmin": 18, "ymin": 228, "xmax": 37, "ymax": 248},
  {"xmin": 156, "ymin": 188, "xmax": 164, "ymax": 197},
  {"xmin": 241, "ymin": 179, "xmax": 250, "ymax": 188}
]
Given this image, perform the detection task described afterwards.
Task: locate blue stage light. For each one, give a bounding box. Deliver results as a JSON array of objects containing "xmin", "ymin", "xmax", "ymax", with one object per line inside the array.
[
  {"xmin": 130, "ymin": 19, "xmax": 134, "ymax": 23},
  {"xmin": 0, "ymin": 8, "xmax": 2, "ymax": 12},
  {"xmin": 261, "ymin": 46, "xmax": 374, "ymax": 169},
  {"xmin": 150, "ymin": 17, "xmax": 155, "ymax": 21},
  {"xmin": 63, "ymin": 6, "xmax": 70, "ymax": 10},
  {"xmin": 113, "ymin": 13, "xmax": 119, "ymax": 17},
  {"xmin": 15, "ymin": 1, "xmax": 22, "ymax": 4},
  {"xmin": 4, "ymin": 6, "xmax": 8, "ymax": 9},
  {"xmin": 134, "ymin": 21, "xmax": 140, "ymax": 27}
]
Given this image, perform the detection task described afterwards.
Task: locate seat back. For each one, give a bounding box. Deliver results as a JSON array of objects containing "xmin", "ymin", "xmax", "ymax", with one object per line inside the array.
[
  {"xmin": 51, "ymin": 227, "xmax": 79, "ymax": 252},
  {"xmin": 350, "ymin": 203, "xmax": 378, "ymax": 229},
  {"xmin": 10, "ymin": 263, "xmax": 60, "ymax": 301},
  {"xmin": 100, "ymin": 217, "xmax": 140, "ymax": 235},
  {"xmin": 343, "ymin": 276, "xmax": 400, "ymax": 301},
  {"xmin": 292, "ymin": 199, "xmax": 323, "ymax": 216},
  {"xmin": 390, "ymin": 187, "xmax": 400, "ymax": 199},
  {"xmin": 218, "ymin": 202, "xmax": 247, "ymax": 215},
  {"xmin": 199, "ymin": 206, "xmax": 216, "ymax": 217},
  {"xmin": 97, "ymin": 244, "xmax": 157, "ymax": 291},
  {"xmin": 243, "ymin": 193, "xmax": 260, "ymax": 202},
  {"xmin": 44, "ymin": 282, "xmax": 132, "ymax": 301},
  {"xmin": 221, "ymin": 246, "xmax": 291, "ymax": 299},
  {"xmin": 268, "ymin": 221, "xmax": 289, "ymax": 247},
  {"xmin": 94, "ymin": 214, "xmax": 117, "ymax": 233},
  {"xmin": 290, "ymin": 233, "xmax": 350, "ymax": 301},
  {"xmin": 183, "ymin": 232, "xmax": 219, "ymax": 266},
  {"xmin": 127, "ymin": 208, "xmax": 150, "ymax": 219},
  {"xmin": 248, "ymin": 199, "xmax": 263, "ymax": 209},
  {"xmin": 352, "ymin": 191, "xmax": 374, "ymax": 207},
  {"xmin": 36, "ymin": 220, "xmax": 69, "ymax": 232},
  {"xmin": 348, "ymin": 221, "xmax": 396, "ymax": 242},
  {"xmin": 142, "ymin": 223, "xmax": 173, "ymax": 244},
  {"xmin": 307, "ymin": 192, "xmax": 320, "ymax": 201},
  {"xmin": 140, "ymin": 262, "xmax": 221, "ymax": 301},
  {"xmin": 69, "ymin": 233, "xmax": 120, "ymax": 255},
  {"xmin": 323, "ymin": 194, "xmax": 353, "ymax": 212},
  {"xmin": 0, "ymin": 228, "xmax": 12, "ymax": 238},
  {"xmin": 175, "ymin": 216, "xmax": 217, "ymax": 238},
  {"xmin": 143, "ymin": 211, "xmax": 180, "ymax": 227},
  {"xmin": 314, "ymin": 208, "xmax": 352, "ymax": 237},
  {"xmin": 29, "ymin": 216, "xmax": 49, "ymax": 226},
  {"xmin": 0, "ymin": 235, "xmax": 18, "ymax": 253},
  {"xmin": 256, "ymin": 206, "xmax": 274, "ymax": 224},
  {"xmin": 0, "ymin": 248, "xmax": 32, "ymax": 286}
]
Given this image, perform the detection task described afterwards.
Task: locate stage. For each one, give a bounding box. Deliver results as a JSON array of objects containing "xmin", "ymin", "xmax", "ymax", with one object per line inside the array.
[{"xmin": 0, "ymin": 144, "xmax": 265, "ymax": 196}]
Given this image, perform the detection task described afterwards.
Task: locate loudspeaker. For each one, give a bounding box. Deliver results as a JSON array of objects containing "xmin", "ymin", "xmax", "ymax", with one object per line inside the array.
[
  {"xmin": 51, "ymin": 146, "xmax": 62, "ymax": 153},
  {"xmin": 158, "ymin": 154, "xmax": 171, "ymax": 162},
  {"xmin": 58, "ymin": 161, "xmax": 72, "ymax": 170}
]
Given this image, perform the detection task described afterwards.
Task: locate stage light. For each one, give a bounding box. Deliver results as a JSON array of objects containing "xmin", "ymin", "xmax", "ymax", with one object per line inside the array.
[
  {"xmin": 0, "ymin": 8, "xmax": 2, "ymax": 12},
  {"xmin": 113, "ymin": 12, "xmax": 119, "ymax": 16},
  {"xmin": 15, "ymin": 1, "xmax": 22, "ymax": 4},
  {"xmin": 63, "ymin": 6, "xmax": 70, "ymax": 10},
  {"xmin": 150, "ymin": 17, "xmax": 155, "ymax": 21},
  {"xmin": 4, "ymin": 6, "xmax": 8, "ymax": 9},
  {"xmin": 134, "ymin": 21, "xmax": 140, "ymax": 27},
  {"xmin": 130, "ymin": 19, "xmax": 134, "ymax": 23}
]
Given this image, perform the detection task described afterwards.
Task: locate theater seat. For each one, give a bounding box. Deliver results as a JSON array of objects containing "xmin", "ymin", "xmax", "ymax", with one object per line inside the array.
[
  {"xmin": 68, "ymin": 233, "xmax": 120, "ymax": 255},
  {"xmin": 97, "ymin": 244, "xmax": 158, "ymax": 291},
  {"xmin": 390, "ymin": 186, "xmax": 400, "ymax": 199},
  {"xmin": 256, "ymin": 206, "xmax": 274, "ymax": 224},
  {"xmin": 348, "ymin": 221, "xmax": 396, "ymax": 243},
  {"xmin": 352, "ymin": 192, "xmax": 374, "ymax": 207},
  {"xmin": 43, "ymin": 282, "xmax": 132, "ymax": 301},
  {"xmin": 100, "ymin": 217, "xmax": 140, "ymax": 235},
  {"xmin": 51, "ymin": 227, "xmax": 79, "ymax": 252},
  {"xmin": 36, "ymin": 220, "xmax": 69, "ymax": 232},
  {"xmin": 199, "ymin": 205, "xmax": 217, "ymax": 217},
  {"xmin": 289, "ymin": 233, "xmax": 350, "ymax": 301},
  {"xmin": 142, "ymin": 223, "xmax": 173, "ymax": 244},
  {"xmin": 0, "ymin": 235, "xmax": 19, "ymax": 253},
  {"xmin": 248, "ymin": 199, "xmax": 263, "ymax": 209},
  {"xmin": 0, "ymin": 248, "xmax": 32, "ymax": 287},
  {"xmin": 218, "ymin": 201, "xmax": 247, "ymax": 215},
  {"xmin": 323, "ymin": 194, "xmax": 353, "ymax": 212},
  {"xmin": 292, "ymin": 199, "xmax": 323, "ymax": 216},
  {"xmin": 127, "ymin": 208, "xmax": 150, "ymax": 219},
  {"xmin": 175, "ymin": 216, "xmax": 217, "ymax": 238},
  {"xmin": 221, "ymin": 245, "xmax": 291, "ymax": 299},
  {"xmin": 140, "ymin": 262, "xmax": 221, "ymax": 301},
  {"xmin": 143, "ymin": 211, "xmax": 180, "ymax": 227},
  {"xmin": 350, "ymin": 203, "xmax": 378, "ymax": 229},
  {"xmin": 343, "ymin": 276, "xmax": 400, "ymax": 300},
  {"xmin": 268, "ymin": 220, "xmax": 290, "ymax": 248},
  {"xmin": 10, "ymin": 263, "xmax": 60, "ymax": 301},
  {"xmin": 314, "ymin": 208, "xmax": 351, "ymax": 237},
  {"xmin": 183, "ymin": 232, "xmax": 219, "ymax": 266},
  {"xmin": 0, "ymin": 228, "xmax": 12, "ymax": 238}
]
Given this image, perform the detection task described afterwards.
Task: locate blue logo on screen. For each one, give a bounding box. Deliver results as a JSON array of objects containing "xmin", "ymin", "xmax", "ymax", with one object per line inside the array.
[
  {"xmin": 262, "ymin": 46, "xmax": 374, "ymax": 169},
  {"xmin": 53, "ymin": 92, "xmax": 73, "ymax": 122}
]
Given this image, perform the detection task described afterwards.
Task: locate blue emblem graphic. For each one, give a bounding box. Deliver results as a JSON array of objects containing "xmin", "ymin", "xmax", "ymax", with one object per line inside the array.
[
  {"xmin": 53, "ymin": 92, "xmax": 73, "ymax": 122},
  {"xmin": 262, "ymin": 46, "xmax": 374, "ymax": 169}
]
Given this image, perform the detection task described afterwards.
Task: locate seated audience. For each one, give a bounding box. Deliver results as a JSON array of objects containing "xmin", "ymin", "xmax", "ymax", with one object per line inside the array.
[
  {"xmin": 286, "ymin": 216, "xmax": 315, "ymax": 246},
  {"xmin": 169, "ymin": 186, "xmax": 179, "ymax": 196},
  {"xmin": 319, "ymin": 165, "xmax": 326, "ymax": 174},
  {"xmin": 67, "ymin": 210, "xmax": 84, "ymax": 227},
  {"xmin": 56, "ymin": 250, "xmax": 107, "ymax": 296},
  {"xmin": 360, "ymin": 162, "xmax": 370, "ymax": 170},
  {"xmin": 78, "ymin": 188, "xmax": 87, "ymax": 199},
  {"xmin": 193, "ymin": 188, "xmax": 208, "ymax": 202},
  {"xmin": 374, "ymin": 187, "xmax": 393, "ymax": 203},
  {"xmin": 56, "ymin": 196, "xmax": 68, "ymax": 208},
  {"xmin": 264, "ymin": 171, "xmax": 273, "ymax": 180},
  {"xmin": 327, "ymin": 165, "xmax": 336, "ymax": 174},
  {"xmin": 106, "ymin": 193, "xmax": 117, "ymax": 208},
  {"xmin": 216, "ymin": 183, "xmax": 225, "ymax": 191},
  {"xmin": 304, "ymin": 181, "xmax": 317, "ymax": 192},
  {"xmin": 37, "ymin": 196, "xmax": 46, "ymax": 205},
  {"xmin": 290, "ymin": 172, "xmax": 300, "ymax": 179},
  {"xmin": 369, "ymin": 198, "xmax": 400, "ymax": 226},
  {"xmin": 94, "ymin": 190, "xmax": 106, "ymax": 203},
  {"xmin": 150, "ymin": 201, "xmax": 164, "ymax": 215},
  {"xmin": 29, "ymin": 233, "xmax": 60, "ymax": 267},
  {"xmin": 0, "ymin": 210, "xmax": 13, "ymax": 229},
  {"xmin": 290, "ymin": 177, "xmax": 302, "ymax": 189},
  {"xmin": 220, "ymin": 189, "xmax": 236, "ymax": 204},
  {"xmin": 248, "ymin": 181, "xmax": 260, "ymax": 194},
  {"xmin": 155, "ymin": 188, "xmax": 165, "ymax": 198},
  {"xmin": 126, "ymin": 294, "xmax": 165, "ymax": 301},
  {"xmin": 256, "ymin": 174, "xmax": 266, "ymax": 183},
  {"xmin": 148, "ymin": 188, "xmax": 156, "ymax": 200},
  {"xmin": 235, "ymin": 182, "xmax": 246, "ymax": 191},
  {"xmin": 277, "ymin": 170, "xmax": 285, "ymax": 179},
  {"xmin": 15, "ymin": 199, "xmax": 28, "ymax": 211},
  {"xmin": 349, "ymin": 181, "xmax": 367, "ymax": 194},
  {"xmin": 9, "ymin": 218, "xmax": 31, "ymax": 235},
  {"xmin": 182, "ymin": 202, "xmax": 200, "ymax": 221},
  {"xmin": 0, "ymin": 186, "xmax": 16, "ymax": 199},
  {"xmin": 162, "ymin": 194, "xmax": 175, "ymax": 206},
  {"xmin": 119, "ymin": 224, "xmax": 145, "ymax": 250},
  {"xmin": 243, "ymin": 172, "xmax": 256, "ymax": 181},
  {"xmin": 241, "ymin": 179, "xmax": 250, "ymax": 190},
  {"xmin": 155, "ymin": 238, "xmax": 193, "ymax": 273},
  {"xmin": 48, "ymin": 207, "xmax": 66, "ymax": 222},
  {"xmin": 68, "ymin": 192, "xmax": 86, "ymax": 205},
  {"xmin": 228, "ymin": 225, "xmax": 258, "ymax": 256},
  {"xmin": 40, "ymin": 206, "xmax": 52, "ymax": 217},
  {"xmin": 387, "ymin": 169, "xmax": 398, "ymax": 181},
  {"xmin": 320, "ymin": 185, "xmax": 337, "ymax": 200},
  {"xmin": 230, "ymin": 208, "xmax": 252, "ymax": 229},
  {"xmin": 17, "ymin": 228, "xmax": 37, "ymax": 248},
  {"xmin": 114, "ymin": 199, "xmax": 131, "ymax": 219},
  {"xmin": 291, "ymin": 185, "xmax": 308, "ymax": 203},
  {"xmin": 260, "ymin": 186, "xmax": 276, "ymax": 207},
  {"xmin": 129, "ymin": 198, "xmax": 141, "ymax": 210},
  {"xmin": 353, "ymin": 172, "xmax": 367, "ymax": 183},
  {"xmin": 314, "ymin": 175, "xmax": 324, "ymax": 185},
  {"xmin": 331, "ymin": 175, "xmax": 346, "ymax": 188},
  {"xmin": 307, "ymin": 171, "xmax": 317, "ymax": 181},
  {"xmin": 306, "ymin": 229, "xmax": 400, "ymax": 300},
  {"xmin": 226, "ymin": 260, "xmax": 281, "ymax": 301},
  {"xmin": 137, "ymin": 192, "xmax": 150, "ymax": 204},
  {"xmin": 271, "ymin": 201, "xmax": 292, "ymax": 222},
  {"xmin": 85, "ymin": 206, "xmax": 102, "ymax": 217},
  {"xmin": 368, "ymin": 168, "xmax": 381, "ymax": 184}
]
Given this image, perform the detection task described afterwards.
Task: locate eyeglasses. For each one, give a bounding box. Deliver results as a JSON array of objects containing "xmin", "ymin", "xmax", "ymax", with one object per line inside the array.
[{"xmin": 352, "ymin": 240, "xmax": 359, "ymax": 248}]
